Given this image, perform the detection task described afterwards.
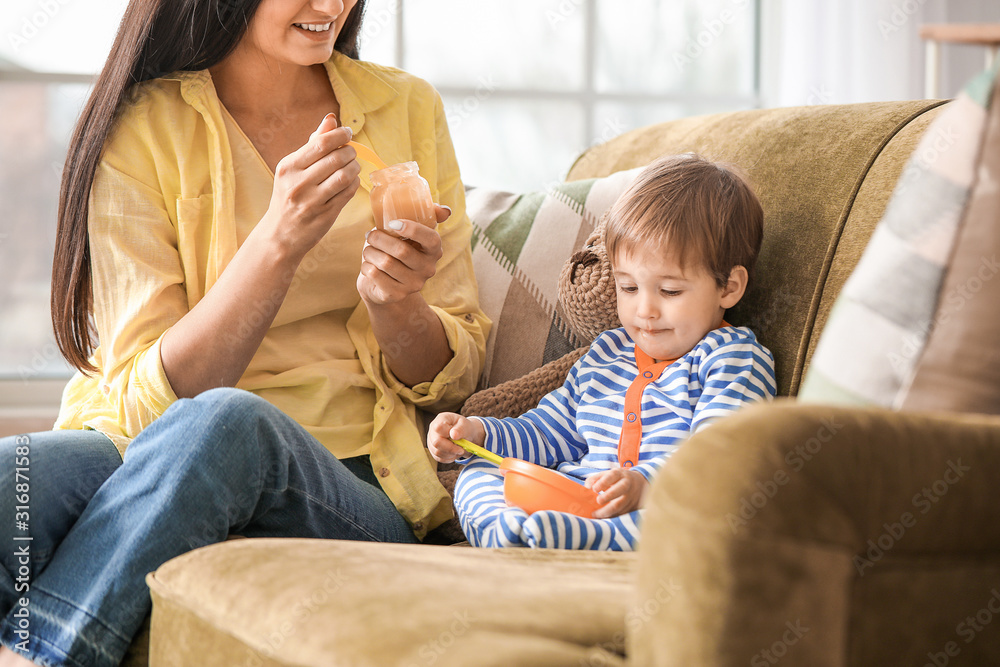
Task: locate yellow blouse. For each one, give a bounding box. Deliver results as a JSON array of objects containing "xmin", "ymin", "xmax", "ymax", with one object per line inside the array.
[{"xmin": 54, "ymin": 52, "xmax": 490, "ymax": 537}]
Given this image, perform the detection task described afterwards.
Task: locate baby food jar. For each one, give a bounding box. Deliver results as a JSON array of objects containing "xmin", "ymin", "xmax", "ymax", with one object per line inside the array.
[{"xmin": 369, "ymin": 161, "xmax": 436, "ymax": 235}]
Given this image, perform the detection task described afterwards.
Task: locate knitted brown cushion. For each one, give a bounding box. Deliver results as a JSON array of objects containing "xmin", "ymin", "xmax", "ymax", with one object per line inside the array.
[
  {"xmin": 460, "ymin": 346, "xmax": 589, "ymax": 420},
  {"xmin": 557, "ymin": 211, "xmax": 621, "ymax": 344}
]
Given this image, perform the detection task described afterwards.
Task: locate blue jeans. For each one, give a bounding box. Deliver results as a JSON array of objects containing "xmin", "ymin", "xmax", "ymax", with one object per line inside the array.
[{"xmin": 0, "ymin": 387, "xmax": 417, "ymax": 666}]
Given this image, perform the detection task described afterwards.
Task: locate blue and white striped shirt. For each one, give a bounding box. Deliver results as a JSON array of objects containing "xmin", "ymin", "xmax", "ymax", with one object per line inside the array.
[{"xmin": 475, "ymin": 326, "xmax": 777, "ymax": 483}]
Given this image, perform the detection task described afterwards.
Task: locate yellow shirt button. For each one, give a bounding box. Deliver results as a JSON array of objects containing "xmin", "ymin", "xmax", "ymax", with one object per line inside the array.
[
  {"xmin": 379, "ymin": 467, "xmax": 391, "ymax": 478},
  {"xmin": 464, "ymin": 313, "xmax": 475, "ymax": 323},
  {"xmin": 413, "ymin": 521, "xmax": 424, "ymax": 531}
]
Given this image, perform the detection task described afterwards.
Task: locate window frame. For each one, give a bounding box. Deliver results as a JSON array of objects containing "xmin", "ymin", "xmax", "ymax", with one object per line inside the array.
[{"xmin": 386, "ymin": 0, "xmax": 763, "ymax": 165}]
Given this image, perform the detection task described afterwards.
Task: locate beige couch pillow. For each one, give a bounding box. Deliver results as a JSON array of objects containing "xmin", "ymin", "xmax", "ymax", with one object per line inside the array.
[
  {"xmin": 799, "ymin": 64, "xmax": 998, "ymax": 408},
  {"xmin": 900, "ymin": 74, "xmax": 1000, "ymax": 414}
]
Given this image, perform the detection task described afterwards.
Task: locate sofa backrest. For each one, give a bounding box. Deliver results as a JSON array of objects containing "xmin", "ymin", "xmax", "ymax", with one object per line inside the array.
[{"xmin": 566, "ymin": 100, "xmax": 948, "ymax": 396}]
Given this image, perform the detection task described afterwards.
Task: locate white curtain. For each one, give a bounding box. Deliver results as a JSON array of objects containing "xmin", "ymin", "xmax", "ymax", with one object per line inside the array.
[{"xmin": 761, "ymin": 0, "xmax": 930, "ymax": 106}]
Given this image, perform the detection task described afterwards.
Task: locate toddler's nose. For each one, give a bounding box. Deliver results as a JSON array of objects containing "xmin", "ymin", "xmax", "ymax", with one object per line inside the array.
[{"xmin": 636, "ymin": 294, "xmax": 659, "ymax": 319}]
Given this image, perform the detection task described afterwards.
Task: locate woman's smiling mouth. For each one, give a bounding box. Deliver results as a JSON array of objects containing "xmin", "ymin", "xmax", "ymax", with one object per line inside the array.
[{"xmin": 293, "ymin": 22, "xmax": 333, "ymax": 32}]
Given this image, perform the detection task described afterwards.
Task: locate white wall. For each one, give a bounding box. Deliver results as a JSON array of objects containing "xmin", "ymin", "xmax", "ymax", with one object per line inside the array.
[
  {"xmin": 761, "ymin": 0, "xmax": 1000, "ymax": 107},
  {"xmin": 930, "ymin": 0, "xmax": 1000, "ymax": 96}
]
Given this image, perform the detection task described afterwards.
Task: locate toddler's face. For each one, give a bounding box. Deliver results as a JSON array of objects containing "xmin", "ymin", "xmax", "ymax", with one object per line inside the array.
[{"xmin": 612, "ymin": 248, "xmax": 729, "ymax": 362}]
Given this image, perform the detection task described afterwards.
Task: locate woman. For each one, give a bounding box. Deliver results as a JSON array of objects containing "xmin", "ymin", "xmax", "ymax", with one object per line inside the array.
[{"xmin": 0, "ymin": 0, "xmax": 487, "ymax": 664}]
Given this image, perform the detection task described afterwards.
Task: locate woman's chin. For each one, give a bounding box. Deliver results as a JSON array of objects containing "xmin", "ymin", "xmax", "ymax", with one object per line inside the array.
[
  {"xmin": 294, "ymin": 48, "xmax": 335, "ymax": 66},
  {"xmin": 271, "ymin": 39, "xmax": 336, "ymax": 68}
]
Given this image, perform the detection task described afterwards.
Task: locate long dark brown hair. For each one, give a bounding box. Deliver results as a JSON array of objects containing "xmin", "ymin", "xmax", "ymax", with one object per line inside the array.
[{"xmin": 52, "ymin": 0, "xmax": 367, "ymax": 373}]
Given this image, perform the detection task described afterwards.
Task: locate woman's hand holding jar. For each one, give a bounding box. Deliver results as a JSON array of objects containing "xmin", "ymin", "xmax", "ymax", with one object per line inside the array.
[
  {"xmin": 357, "ymin": 205, "xmax": 451, "ymax": 306},
  {"xmin": 359, "ymin": 202, "xmax": 454, "ymax": 386}
]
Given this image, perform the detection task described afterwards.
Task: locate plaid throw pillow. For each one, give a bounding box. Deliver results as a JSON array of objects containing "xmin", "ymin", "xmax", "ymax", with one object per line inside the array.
[
  {"xmin": 799, "ymin": 63, "xmax": 998, "ymax": 407},
  {"xmin": 467, "ymin": 168, "xmax": 641, "ymax": 390},
  {"xmin": 900, "ymin": 65, "xmax": 1000, "ymax": 415}
]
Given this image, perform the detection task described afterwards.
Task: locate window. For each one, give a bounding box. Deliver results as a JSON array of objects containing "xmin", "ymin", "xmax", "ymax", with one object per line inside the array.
[
  {"xmin": 0, "ymin": 0, "xmax": 122, "ymax": 410},
  {"xmin": 361, "ymin": 0, "xmax": 760, "ymax": 191},
  {"xmin": 0, "ymin": 78, "xmax": 89, "ymax": 381},
  {"xmin": 1, "ymin": 0, "xmax": 125, "ymax": 386},
  {"xmin": 0, "ymin": 0, "xmax": 760, "ymax": 391}
]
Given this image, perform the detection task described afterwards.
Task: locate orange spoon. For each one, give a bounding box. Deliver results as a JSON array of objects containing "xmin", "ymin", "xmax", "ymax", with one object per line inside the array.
[
  {"xmin": 346, "ymin": 140, "xmax": 388, "ymax": 193},
  {"xmin": 348, "ymin": 140, "xmax": 388, "ymax": 171}
]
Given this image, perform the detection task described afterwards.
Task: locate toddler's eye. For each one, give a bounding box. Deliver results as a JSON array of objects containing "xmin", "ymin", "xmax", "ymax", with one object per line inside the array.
[
  {"xmin": 618, "ymin": 285, "xmax": 637, "ymax": 293},
  {"xmin": 661, "ymin": 289, "xmax": 682, "ymax": 297}
]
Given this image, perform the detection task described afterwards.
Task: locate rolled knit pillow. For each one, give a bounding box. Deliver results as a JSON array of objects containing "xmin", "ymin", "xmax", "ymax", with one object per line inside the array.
[
  {"xmin": 557, "ymin": 212, "xmax": 621, "ymax": 343},
  {"xmin": 460, "ymin": 346, "xmax": 589, "ymax": 419}
]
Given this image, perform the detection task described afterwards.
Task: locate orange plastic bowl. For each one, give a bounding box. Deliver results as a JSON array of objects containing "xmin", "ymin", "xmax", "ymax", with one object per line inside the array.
[{"xmin": 501, "ymin": 458, "xmax": 601, "ymax": 518}]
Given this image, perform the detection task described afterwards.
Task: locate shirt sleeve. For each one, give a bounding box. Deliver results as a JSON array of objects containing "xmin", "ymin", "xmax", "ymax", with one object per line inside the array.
[
  {"xmin": 690, "ymin": 336, "xmax": 777, "ymax": 434},
  {"xmin": 380, "ymin": 87, "xmax": 489, "ymax": 411},
  {"xmin": 87, "ymin": 158, "xmax": 185, "ymax": 437},
  {"xmin": 631, "ymin": 456, "xmax": 669, "ymax": 483},
  {"xmin": 470, "ymin": 356, "xmax": 591, "ymax": 467}
]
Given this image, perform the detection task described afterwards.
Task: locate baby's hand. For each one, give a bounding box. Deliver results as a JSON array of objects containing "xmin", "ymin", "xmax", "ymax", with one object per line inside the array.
[
  {"xmin": 585, "ymin": 467, "xmax": 649, "ymax": 519},
  {"xmin": 427, "ymin": 412, "xmax": 486, "ymax": 463}
]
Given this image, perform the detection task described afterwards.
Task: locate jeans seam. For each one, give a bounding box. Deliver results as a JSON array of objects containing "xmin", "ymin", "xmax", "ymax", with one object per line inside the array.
[
  {"xmin": 1, "ymin": 617, "xmax": 74, "ymax": 667},
  {"xmin": 31, "ymin": 583, "xmax": 134, "ymax": 647},
  {"xmin": 0, "ymin": 588, "xmax": 125, "ymax": 667},
  {"xmin": 234, "ymin": 394, "xmax": 402, "ymax": 542},
  {"xmin": 266, "ymin": 484, "xmax": 387, "ymax": 542}
]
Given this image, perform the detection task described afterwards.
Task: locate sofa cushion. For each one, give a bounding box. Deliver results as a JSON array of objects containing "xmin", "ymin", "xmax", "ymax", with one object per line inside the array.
[
  {"xmin": 466, "ymin": 169, "xmax": 640, "ymax": 390},
  {"xmin": 146, "ymin": 538, "xmax": 634, "ymax": 666},
  {"xmin": 901, "ymin": 69, "xmax": 1000, "ymax": 415}
]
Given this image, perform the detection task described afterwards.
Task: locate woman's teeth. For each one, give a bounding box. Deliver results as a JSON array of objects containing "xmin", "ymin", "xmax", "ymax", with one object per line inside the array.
[{"xmin": 294, "ymin": 23, "xmax": 332, "ymax": 32}]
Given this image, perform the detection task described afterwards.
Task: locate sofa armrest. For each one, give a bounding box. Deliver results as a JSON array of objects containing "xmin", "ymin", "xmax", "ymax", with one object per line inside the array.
[
  {"xmin": 460, "ymin": 346, "xmax": 588, "ymax": 419},
  {"xmin": 633, "ymin": 401, "xmax": 1000, "ymax": 667}
]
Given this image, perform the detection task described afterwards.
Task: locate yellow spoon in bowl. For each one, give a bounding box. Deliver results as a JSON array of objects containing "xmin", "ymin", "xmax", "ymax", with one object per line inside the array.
[
  {"xmin": 452, "ymin": 438, "xmax": 503, "ymax": 466},
  {"xmin": 451, "ymin": 438, "xmax": 601, "ymax": 517}
]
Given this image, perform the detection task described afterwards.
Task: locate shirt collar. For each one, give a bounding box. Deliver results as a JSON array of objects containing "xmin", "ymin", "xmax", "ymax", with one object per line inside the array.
[
  {"xmin": 165, "ymin": 69, "xmax": 211, "ymax": 105},
  {"xmin": 324, "ymin": 51, "xmax": 397, "ymax": 136}
]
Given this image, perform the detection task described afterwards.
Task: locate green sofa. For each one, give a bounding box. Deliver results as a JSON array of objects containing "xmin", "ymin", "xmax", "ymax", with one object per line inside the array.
[{"xmin": 133, "ymin": 98, "xmax": 1000, "ymax": 666}]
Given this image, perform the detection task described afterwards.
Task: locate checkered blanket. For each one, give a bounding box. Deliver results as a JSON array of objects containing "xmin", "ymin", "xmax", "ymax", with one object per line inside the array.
[{"xmin": 466, "ymin": 169, "xmax": 641, "ymax": 389}]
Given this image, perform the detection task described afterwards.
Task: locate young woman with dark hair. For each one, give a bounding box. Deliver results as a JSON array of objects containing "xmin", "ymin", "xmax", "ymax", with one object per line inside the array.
[{"xmin": 0, "ymin": 0, "xmax": 487, "ymax": 664}]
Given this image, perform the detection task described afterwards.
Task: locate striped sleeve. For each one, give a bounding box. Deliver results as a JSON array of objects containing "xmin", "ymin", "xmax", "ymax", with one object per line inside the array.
[
  {"xmin": 632, "ymin": 456, "xmax": 668, "ymax": 483},
  {"xmin": 475, "ymin": 357, "xmax": 591, "ymax": 467},
  {"xmin": 691, "ymin": 336, "xmax": 777, "ymax": 433}
]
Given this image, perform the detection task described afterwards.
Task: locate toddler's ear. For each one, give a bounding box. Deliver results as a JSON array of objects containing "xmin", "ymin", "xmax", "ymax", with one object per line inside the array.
[{"xmin": 720, "ymin": 265, "xmax": 749, "ymax": 309}]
